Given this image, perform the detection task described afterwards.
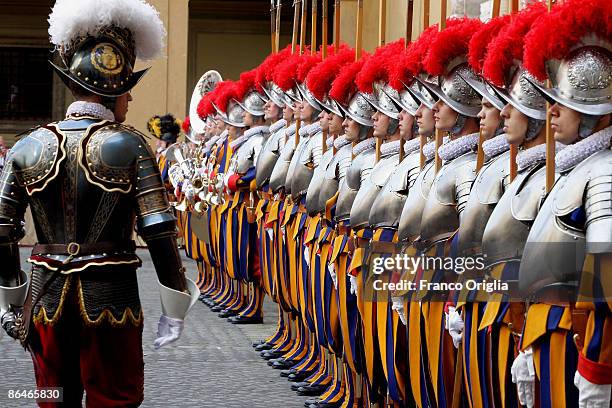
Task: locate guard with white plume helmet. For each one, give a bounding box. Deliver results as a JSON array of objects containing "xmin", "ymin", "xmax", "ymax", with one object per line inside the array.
[{"xmin": 0, "ymin": 1, "xmax": 199, "ymax": 405}]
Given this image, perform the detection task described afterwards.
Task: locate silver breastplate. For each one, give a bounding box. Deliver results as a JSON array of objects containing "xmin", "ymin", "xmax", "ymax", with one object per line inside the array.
[
  {"xmin": 456, "ymin": 150, "xmax": 511, "ymax": 255},
  {"xmin": 397, "ymin": 161, "xmax": 436, "ymax": 242},
  {"xmin": 349, "ymin": 152, "xmax": 399, "ymax": 229},
  {"xmin": 269, "ymin": 136, "xmax": 296, "ymax": 193},
  {"xmin": 291, "ymin": 132, "xmax": 324, "ymax": 201},
  {"xmin": 335, "ymin": 148, "xmax": 376, "ymax": 222},
  {"xmin": 481, "ymin": 164, "xmax": 546, "ymax": 267},
  {"xmin": 235, "ymin": 134, "xmax": 265, "ymax": 174},
  {"xmin": 256, "ymin": 129, "xmax": 285, "ymax": 188},
  {"xmin": 519, "ymin": 149, "xmax": 612, "ymax": 296},
  {"xmin": 369, "ymin": 151, "xmax": 421, "ymax": 229},
  {"xmin": 305, "ymin": 147, "xmax": 334, "ymax": 215},
  {"xmin": 418, "ymin": 152, "xmax": 477, "ymax": 247},
  {"xmin": 318, "ymin": 143, "xmax": 352, "ymax": 213},
  {"xmin": 284, "ymin": 135, "xmax": 309, "ymax": 196}
]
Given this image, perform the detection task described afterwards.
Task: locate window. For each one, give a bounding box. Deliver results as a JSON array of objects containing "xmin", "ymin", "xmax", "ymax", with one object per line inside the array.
[{"xmin": 0, "ymin": 47, "xmax": 53, "ymax": 122}]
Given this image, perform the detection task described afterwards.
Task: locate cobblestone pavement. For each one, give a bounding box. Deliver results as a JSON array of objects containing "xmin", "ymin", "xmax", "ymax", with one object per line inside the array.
[{"xmin": 0, "ymin": 248, "xmax": 310, "ymax": 408}]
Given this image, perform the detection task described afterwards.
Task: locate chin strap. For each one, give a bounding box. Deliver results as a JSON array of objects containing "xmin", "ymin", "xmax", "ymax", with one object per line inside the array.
[
  {"xmin": 578, "ymin": 113, "xmax": 602, "ymax": 139},
  {"xmin": 525, "ymin": 117, "xmax": 545, "ymax": 141},
  {"xmin": 450, "ymin": 113, "xmax": 467, "ymax": 135}
]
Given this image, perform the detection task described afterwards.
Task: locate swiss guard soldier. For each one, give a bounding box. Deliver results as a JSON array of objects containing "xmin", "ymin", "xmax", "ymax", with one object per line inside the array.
[
  {"xmin": 448, "ymin": 14, "xmax": 513, "ymax": 408},
  {"xmin": 415, "ymin": 17, "xmax": 484, "ymax": 408},
  {"xmin": 224, "ymin": 70, "xmax": 270, "ymax": 324},
  {"xmin": 391, "ymin": 25, "xmax": 443, "ymax": 408},
  {"xmin": 329, "ymin": 55, "xmax": 377, "ymax": 405},
  {"xmin": 252, "ymin": 48, "xmax": 292, "ymax": 352},
  {"xmin": 518, "ymin": 0, "xmax": 612, "ymax": 406},
  {"xmin": 473, "ymin": 5, "xmax": 555, "ymax": 408},
  {"xmin": 0, "ymin": 0, "xmax": 198, "ymax": 405},
  {"xmin": 352, "ymin": 39, "xmax": 409, "ymax": 407}
]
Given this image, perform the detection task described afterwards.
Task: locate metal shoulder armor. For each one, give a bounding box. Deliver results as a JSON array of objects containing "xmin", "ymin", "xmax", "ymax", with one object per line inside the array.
[
  {"xmin": 284, "ymin": 135, "xmax": 310, "ymax": 195},
  {"xmin": 397, "ymin": 161, "xmax": 435, "ymax": 242},
  {"xmin": 236, "ymin": 133, "xmax": 265, "ymax": 175},
  {"xmin": 305, "ymin": 148, "xmax": 334, "ymax": 215},
  {"xmin": 519, "ymin": 149, "xmax": 612, "ymax": 295},
  {"xmin": 336, "ymin": 147, "xmax": 375, "ymax": 222},
  {"xmin": 291, "ymin": 133, "xmax": 322, "ymax": 200},
  {"xmin": 369, "ymin": 151, "xmax": 420, "ymax": 229},
  {"xmin": 350, "ymin": 152, "xmax": 399, "ymax": 229},
  {"xmin": 456, "ymin": 150, "xmax": 511, "ymax": 255},
  {"xmin": 481, "ymin": 163, "xmax": 545, "ymax": 267},
  {"xmin": 0, "ymin": 139, "xmax": 30, "ymax": 245},
  {"xmin": 80, "ymin": 123, "xmax": 144, "ymax": 193},
  {"xmin": 11, "ymin": 125, "xmax": 65, "ymax": 195},
  {"xmin": 419, "ymin": 152, "xmax": 476, "ymax": 247},
  {"xmin": 256, "ymin": 128, "xmax": 285, "ymax": 188},
  {"xmin": 553, "ymin": 149, "xmax": 612, "ymax": 254},
  {"xmin": 269, "ymin": 136, "xmax": 296, "ymax": 193}
]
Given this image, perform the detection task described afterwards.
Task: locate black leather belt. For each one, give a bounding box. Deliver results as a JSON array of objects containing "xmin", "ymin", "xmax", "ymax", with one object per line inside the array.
[{"xmin": 32, "ymin": 240, "xmax": 136, "ymax": 257}]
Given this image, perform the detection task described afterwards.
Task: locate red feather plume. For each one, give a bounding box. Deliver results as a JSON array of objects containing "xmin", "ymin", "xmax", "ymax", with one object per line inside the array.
[
  {"xmin": 483, "ymin": 3, "xmax": 547, "ymax": 87},
  {"xmin": 182, "ymin": 116, "xmax": 191, "ymax": 133},
  {"xmin": 329, "ymin": 55, "xmax": 369, "ymax": 105},
  {"xmin": 272, "ymin": 51, "xmax": 303, "ymax": 91},
  {"xmin": 356, "ymin": 39, "xmax": 405, "ymax": 93},
  {"xmin": 212, "ymin": 81, "xmax": 238, "ymax": 113},
  {"xmin": 524, "ymin": 0, "xmax": 612, "ymax": 81},
  {"xmin": 423, "ymin": 17, "xmax": 484, "ymax": 76},
  {"xmin": 235, "ymin": 69, "xmax": 257, "ymax": 100},
  {"xmin": 255, "ymin": 45, "xmax": 293, "ymax": 85},
  {"xmin": 388, "ymin": 24, "xmax": 443, "ymax": 90},
  {"xmin": 467, "ymin": 14, "xmax": 512, "ymax": 74},
  {"xmin": 305, "ymin": 45, "xmax": 354, "ymax": 101}
]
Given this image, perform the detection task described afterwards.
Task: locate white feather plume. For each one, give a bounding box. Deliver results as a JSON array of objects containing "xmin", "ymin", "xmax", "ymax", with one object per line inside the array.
[{"xmin": 48, "ymin": 0, "xmax": 165, "ymax": 61}]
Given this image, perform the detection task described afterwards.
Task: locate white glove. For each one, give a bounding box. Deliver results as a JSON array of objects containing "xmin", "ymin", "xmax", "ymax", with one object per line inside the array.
[
  {"xmin": 265, "ymin": 227, "xmax": 274, "ymax": 240},
  {"xmin": 304, "ymin": 246, "xmax": 310, "ymax": 266},
  {"xmin": 574, "ymin": 371, "xmax": 611, "ymax": 408},
  {"xmin": 154, "ymin": 315, "xmax": 184, "ymax": 350},
  {"xmin": 349, "ymin": 275, "xmax": 358, "ymax": 296},
  {"xmin": 511, "ymin": 347, "xmax": 536, "ymax": 408},
  {"xmin": 446, "ymin": 306, "xmax": 464, "ymax": 349},
  {"xmin": 215, "ymin": 177, "xmax": 224, "ymax": 192},
  {"xmin": 328, "ymin": 263, "xmax": 338, "ymax": 289},
  {"xmin": 391, "ymin": 296, "xmax": 407, "ymax": 326},
  {"xmin": 223, "ymin": 171, "xmax": 233, "ymax": 188}
]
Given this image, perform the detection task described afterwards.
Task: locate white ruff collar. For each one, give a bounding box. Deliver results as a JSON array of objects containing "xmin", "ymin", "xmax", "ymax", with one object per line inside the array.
[
  {"xmin": 403, "ymin": 138, "xmax": 421, "ymax": 155},
  {"xmin": 66, "ymin": 101, "xmax": 115, "ymax": 121},
  {"xmin": 308, "ymin": 123, "xmax": 323, "ymax": 136},
  {"xmin": 244, "ymin": 125, "xmax": 270, "ymax": 138},
  {"xmin": 217, "ymin": 129, "xmax": 228, "ymax": 145},
  {"xmin": 516, "ymin": 142, "xmax": 566, "ymax": 172},
  {"xmin": 229, "ymin": 134, "xmax": 249, "ymax": 149},
  {"xmin": 482, "ymin": 133, "xmax": 510, "ymax": 160},
  {"xmin": 380, "ymin": 140, "xmax": 402, "ymax": 157},
  {"xmin": 285, "ymin": 123, "xmax": 297, "ymax": 137},
  {"xmin": 438, "ymin": 132, "xmax": 479, "ymax": 162},
  {"xmin": 555, "ymin": 126, "xmax": 612, "ymax": 172},
  {"xmin": 205, "ymin": 135, "xmax": 219, "ymax": 149},
  {"xmin": 326, "ymin": 136, "xmax": 334, "ymax": 149},
  {"xmin": 298, "ymin": 122, "xmax": 322, "ymax": 137},
  {"xmin": 269, "ymin": 119, "xmax": 287, "ymax": 133},
  {"xmin": 352, "ymin": 137, "xmax": 377, "ymax": 156},
  {"xmin": 333, "ymin": 135, "xmax": 351, "ymax": 149}
]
